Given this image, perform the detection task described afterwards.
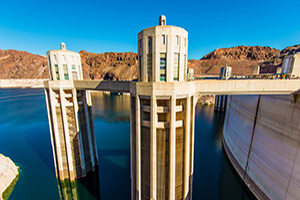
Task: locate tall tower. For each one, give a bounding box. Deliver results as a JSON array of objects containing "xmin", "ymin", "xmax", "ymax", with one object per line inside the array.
[
  {"xmin": 44, "ymin": 43, "xmax": 98, "ymax": 181},
  {"xmin": 131, "ymin": 16, "xmax": 195, "ymax": 200}
]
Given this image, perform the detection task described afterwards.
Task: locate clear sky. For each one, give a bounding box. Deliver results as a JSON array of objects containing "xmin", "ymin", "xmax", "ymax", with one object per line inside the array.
[{"xmin": 0, "ymin": 0, "xmax": 299, "ymax": 59}]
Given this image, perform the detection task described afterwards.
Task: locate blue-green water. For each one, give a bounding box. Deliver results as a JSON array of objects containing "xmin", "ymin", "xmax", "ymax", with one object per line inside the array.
[{"xmin": 0, "ymin": 88, "xmax": 253, "ymax": 200}]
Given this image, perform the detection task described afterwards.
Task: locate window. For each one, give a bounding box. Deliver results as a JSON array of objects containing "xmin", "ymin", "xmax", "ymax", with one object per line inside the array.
[
  {"xmin": 72, "ymin": 64, "xmax": 76, "ymax": 70},
  {"xmin": 139, "ymin": 56, "xmax": 142, "ymax": 81},
  {"xmin": 55, "ymin": 64, "xmax": 59, "ymax": 80},
  {"xmin": 184, "ymin": 54, "xmax": 187, "ymax": 80},
  {"xmin": 148, "ymin": 36, "xmax": 152, "ymax": 53},
  {"xmin": 147, "ymin": 54, "xmax": 152, "ymax": 82},
  {"xmin": 63, "ymin": 64, "xmax": 69, "ymax": 80},
  {"xmin": 162, "ymin": 35, "xmax": 166, "ymax": 44},
  {"xmin": 54, "ymin": 55, "xmax": 57, "ymax": 61},
  {"xmin": 78, "ymin": 65, "xmax": 81, "ymax": 79},
  {"xmin": 174, "ymin": 53, "xmax": 179, "ymax": 81},
  {"xmin": 72, "ymin": 72, "xmax": 78, "ymax": 80},
  {"xmin": 176, "ymin": 35, "xmax": 179, "ymax": 45},
  {"xmin": 160, "ymin": 53, "xmax": 166, "ymax": 81}
]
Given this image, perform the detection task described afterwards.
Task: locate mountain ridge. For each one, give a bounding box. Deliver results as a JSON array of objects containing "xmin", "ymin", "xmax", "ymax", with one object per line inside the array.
[{"xmin": 0, "ymin": 45, "xmax": 299, "ymax": 80}]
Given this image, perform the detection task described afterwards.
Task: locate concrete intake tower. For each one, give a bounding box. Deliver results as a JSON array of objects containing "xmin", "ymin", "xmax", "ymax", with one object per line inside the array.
[{"xmin": 130, "ymin": 15, "xmax": 195, "ymax": 200}]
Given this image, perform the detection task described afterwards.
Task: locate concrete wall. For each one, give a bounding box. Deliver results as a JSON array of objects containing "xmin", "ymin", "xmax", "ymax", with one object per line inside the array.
[
  {"xmin": 223, "ymin": 94, "xmax": 300, "ymax": 199},
  {"xmin": 0, "ymin": 79, "xmax": 47, "ymax": 88}
]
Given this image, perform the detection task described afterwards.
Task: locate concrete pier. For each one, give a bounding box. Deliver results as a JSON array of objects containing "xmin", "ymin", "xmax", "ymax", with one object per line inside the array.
[{"xmin": 214, "ymin": 95, "xmax": 227, "ymax": 112}]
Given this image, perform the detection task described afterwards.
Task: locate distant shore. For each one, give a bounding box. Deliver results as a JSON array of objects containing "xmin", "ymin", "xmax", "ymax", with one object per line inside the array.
[{"xmin": 0, "ymin": 79, "xmax": 46, "ymax": 88}]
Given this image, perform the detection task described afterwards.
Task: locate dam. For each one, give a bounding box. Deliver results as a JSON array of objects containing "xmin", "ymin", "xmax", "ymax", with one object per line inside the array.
[
  {"xmin": 223, "ymin": 94, "xmax": 300, "ymax": 200},
  {"xmin": 43, "ymin": 16, "xmax": 300, "ymax": 200}
]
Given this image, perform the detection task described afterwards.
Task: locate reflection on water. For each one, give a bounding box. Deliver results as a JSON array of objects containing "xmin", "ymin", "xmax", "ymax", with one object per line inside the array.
[
  {"xmin": 91, "ymin": 92, "xmax": 130, "ymax": 122},
  {"xmin": 58, "ymin": 169, "xmax": 100, "ymax": 200}
]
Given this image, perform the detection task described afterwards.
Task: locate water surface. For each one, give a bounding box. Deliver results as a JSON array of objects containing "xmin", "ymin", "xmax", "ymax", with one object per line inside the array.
[{"xmin": 0, "ymin": 89, "xmax": 253, "ymax": 199}]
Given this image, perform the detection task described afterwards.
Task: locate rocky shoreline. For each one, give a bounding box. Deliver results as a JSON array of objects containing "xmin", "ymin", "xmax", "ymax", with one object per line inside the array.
[
  {"xmin": 0, "ymin": 154, "xmax": 19, "ymax": 200},
  {"xmin": 197, "ymin": 95, "xmax": 215, "ymax": 106}
]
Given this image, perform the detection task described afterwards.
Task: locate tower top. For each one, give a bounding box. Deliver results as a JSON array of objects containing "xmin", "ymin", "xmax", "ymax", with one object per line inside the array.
[
  {"xmin": 60, "ymin": 42, "xmax": 66, "ymax": 50},
  {"xmin": 159, "ymin": 15, "xmax": 166, "ymax": 26}
]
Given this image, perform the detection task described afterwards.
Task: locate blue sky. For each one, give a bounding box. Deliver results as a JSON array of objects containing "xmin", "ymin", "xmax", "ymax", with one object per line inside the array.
[{"xmin": 0, "ymin": 0, "xmax": 299, "ymax": 59}]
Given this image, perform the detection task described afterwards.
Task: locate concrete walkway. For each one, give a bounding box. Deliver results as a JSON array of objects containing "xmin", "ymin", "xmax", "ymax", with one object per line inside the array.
[{"xmin": 0, "ymin": 154, "xmax": 18, "ymax": 200}]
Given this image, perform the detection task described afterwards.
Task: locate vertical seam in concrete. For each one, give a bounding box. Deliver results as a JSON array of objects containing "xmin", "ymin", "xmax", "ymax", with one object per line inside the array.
[
  {"xmin": 59, "ymin": 87, "xmax": 72, "ymax": 180},
  {"xmin": 183, "ymin": 94, "xmax": 191, "ymax": 199},
  {"xmin": 74, "ymin": 89, "xmax": 86, "ymax": 176},
  {"xmin": 150, "ymin": 96, "xmax": 157, "ymax": 199},
  {"xmin": 44, "ymin": 88, "xmax": 59, "ymax": 177},
  {"xmin": 83, "ymin": 91, "xmax": 95, "ymax": 169},
  {"xmin": 136, "ymin": 95, "xmax": 141, "ymax": 200},
  {"xmin": 243, "ymin": 95, "xmax": 261, "ymax": 179},
  {"xmin": 169, "ymin": 95, "xmax": 176, "ymax": 200}
]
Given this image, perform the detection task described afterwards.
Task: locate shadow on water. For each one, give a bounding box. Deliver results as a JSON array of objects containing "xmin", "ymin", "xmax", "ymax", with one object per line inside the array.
[
  {"xmin": 219, "ymin": 151, "xmax": 257, "ymax": 200},
  {"xmin": 97, "ymin": 149, "xmax": 131, "ymax": 200},
  {"xmin": 57, "ymin": 169, "xmax": 101, "ymax": 200},
  {"xmin": 24, "ymin": 125, "xmax": 56, "ymax": 176},
  {"xmin": 211, "ymin": 111, "xmax": 225, "ymax": 151}
]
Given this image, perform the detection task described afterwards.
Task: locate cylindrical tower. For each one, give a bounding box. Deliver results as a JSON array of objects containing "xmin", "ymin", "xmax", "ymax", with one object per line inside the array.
[
  {"xmin": 44, "ymin": 43, "xmax": 98, "ymax": 181},
  {"xmin": 137, "ymin": 15, "xmax": 188, "ymax": 82},
  {"xmin": 131, "ymin": 16, "xmax": 195, "ymax": 200}
]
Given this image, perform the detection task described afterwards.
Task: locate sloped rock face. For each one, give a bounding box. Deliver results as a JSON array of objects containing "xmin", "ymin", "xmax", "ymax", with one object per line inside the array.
[
  {"xmin": 201, "ymin": 46, "xmax": 280, "ymax": 61},
  {"xmin": 0, "ymin": 49, "xmax": 48, "ymax": 79},
  {"xmin": 80, "ymin": 50, "xmax": 138, "ymax": 80}
]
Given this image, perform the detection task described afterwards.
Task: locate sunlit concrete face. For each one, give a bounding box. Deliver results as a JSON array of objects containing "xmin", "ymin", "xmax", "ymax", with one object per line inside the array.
[
  {"xmin": 45, "ymin": 43, "xmax": 98, "ymax": 181},
  {"xmin": 131, "ymin": 16, "xmax": 195, "ymax": 200},
  {"xmin": 47, "ymin": 42, "xmax": 83, "ymax": 81},
  {"xmin": 137, "ymin": 16, "xmax": 188, "ymax": 83},
  {"xmin": 281, "ymin": 53, "xmax": 300, "ymax": 77}
]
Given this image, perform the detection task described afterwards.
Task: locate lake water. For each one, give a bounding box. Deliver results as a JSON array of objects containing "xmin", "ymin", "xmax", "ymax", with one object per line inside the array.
[{"xmin": 0, "ymin": 88, "xmax": 254, "ymax": 200}]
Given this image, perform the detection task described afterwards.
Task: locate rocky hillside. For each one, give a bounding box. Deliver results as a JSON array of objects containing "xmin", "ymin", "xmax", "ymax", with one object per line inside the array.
[
  {"xmin": 201, "ymin": 46, "xmax": 280, "ymax": 61},
  {"xmin": 0, "ymin": 49, "xmax": 48, "ymax": 79},
  {"xmin": 0, "ymin": 44, "xmax": 299, "ymax": 80},
  {"xmin": 80, "ymin": 50, "xmax": 138, "ymax": 80},
  {"xmin": 189, "ymin": 46, "xmax": 281, "ymax": 76}
]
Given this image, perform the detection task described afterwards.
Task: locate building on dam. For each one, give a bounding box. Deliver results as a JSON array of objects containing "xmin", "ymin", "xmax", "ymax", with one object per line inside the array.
[
  {"xmin": 44, "ymin": 43, "xmax": 98, "ymax": 181},
  {"xmin": 130, "ymin": 15, "xmax": 195, "ymax": 200}
]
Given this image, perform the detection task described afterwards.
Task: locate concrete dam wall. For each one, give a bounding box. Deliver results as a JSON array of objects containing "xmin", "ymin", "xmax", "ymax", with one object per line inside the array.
[{"xmin": 223, "ymin": 94, "xmax": 300, "ymax": 200}]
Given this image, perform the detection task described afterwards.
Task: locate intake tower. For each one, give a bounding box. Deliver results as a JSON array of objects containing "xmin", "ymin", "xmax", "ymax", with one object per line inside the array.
[{"xmin": 130, "ymin": 16, "xmax": 195, "ymax": 200}]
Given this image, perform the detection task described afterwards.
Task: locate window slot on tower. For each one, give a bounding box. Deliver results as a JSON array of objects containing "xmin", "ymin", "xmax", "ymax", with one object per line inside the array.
[
  {"xmin": 162, "ymin": 35, "xmax": 166, "ymax": 45},
  {"xmin": 176, "ymin": 35, "xmax": 179, "ymax": 45},
  {"xmin": 160, "ymin": 53, "xmax": 166, "ymax": 81},
  {"xmin": 147, "ymin": 54, "xmax": 152, "ymax": 82},
  {"xmin": 148, "ymin": 36, "xmax": 152, "ymax": 53},
  {"xmin": 55, "ymin": 64, "xmax": 59, "ymax": 80},
  {"xmin": 63, "ymin": 64, "xmax": 69, "ymax": 80},
  {"xmin": 174, "ymin": 53, "xmax": 179, "ymax": 81},
  {"xmin": 139, "ymin": 56, "xmax": 142, "ymax": 81}
]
